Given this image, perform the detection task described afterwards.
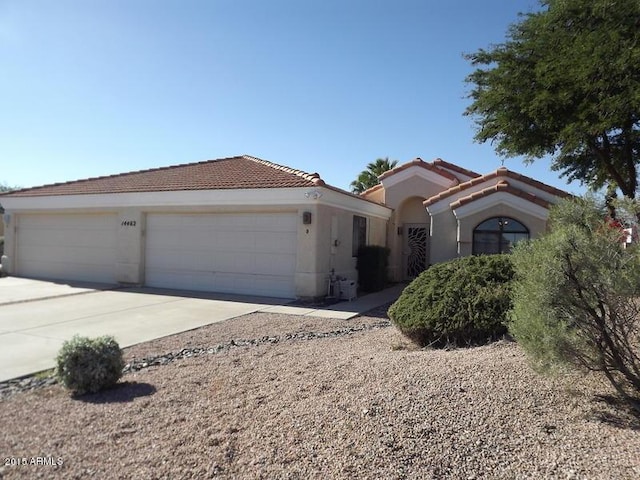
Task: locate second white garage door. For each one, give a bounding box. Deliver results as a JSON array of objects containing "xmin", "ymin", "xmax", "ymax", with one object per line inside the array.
[{"xmin": 145, "ymin": 213, "xmax": 298, "ymax": 298}]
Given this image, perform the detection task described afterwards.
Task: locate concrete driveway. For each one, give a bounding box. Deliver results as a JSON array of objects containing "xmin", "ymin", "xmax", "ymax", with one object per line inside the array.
[
  {"xmin": 0, "ymin": 277, "xmax": 404, "ymax": 382},
  {"xmin": 0, "ymin": 278, "xmax": 290, "ymax": 382}
]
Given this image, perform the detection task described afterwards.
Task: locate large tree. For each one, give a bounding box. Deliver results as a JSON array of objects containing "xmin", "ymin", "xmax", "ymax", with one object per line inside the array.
[
  {"xmin": 465, "ymin": 0, "xmax": 640, "ymax": 200},
  {"xmin": 350, "ymin": 157, "xmax": 398, "ymax": 194}
]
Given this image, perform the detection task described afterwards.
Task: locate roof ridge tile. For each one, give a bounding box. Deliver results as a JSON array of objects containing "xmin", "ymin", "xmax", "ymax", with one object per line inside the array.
[
  {"xmin": 378, "ymin": 157, "xmax": 458, "ymax": 182},
  {"xmin": 449, "ymin": 180, "xmax": 551, "ymax": 209},
  {"xmin": 243, "ymin": 155, "xmax": 325, "ymax": 186},
  {"xmin": 432, "ymin": 158, "xmax": 482, "ymax": 178},
  {"xmin": 424, "ymin": 167, "xmax": 569, "ymax": 206}
]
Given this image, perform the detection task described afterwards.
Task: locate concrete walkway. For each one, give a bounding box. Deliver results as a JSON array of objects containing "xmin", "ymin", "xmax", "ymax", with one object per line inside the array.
[{"xmin": 0, "ymin": 277, "xmax": 404, "ymax": 382}]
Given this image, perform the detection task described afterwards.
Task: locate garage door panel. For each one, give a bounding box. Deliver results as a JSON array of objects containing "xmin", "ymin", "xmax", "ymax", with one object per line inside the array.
[
  {"xmin": 21, "ymin": 227, "xmax": 115, "ymax": 249},
  {"xmin": 254, "ymin": 214, "xmax": 298, "ymax": 231},
  {"xmin": 258, "ymin": 232, "xmax": 297, "ymax": 253},
  {"xmin": 19, "ymin": 245, "xmax": 116, "ymax": 265},
  {"xmin": 145, "ymin": 213, "xmax": 297, "ymax": 298},
  {"xmin": 18, "ymin": 260, "xmax": 112, "ymax": 282},
  {"xmin": 146, "ymin": 248, "xmax": 212, "ymax": 272},
  {"xmin": 213, "ymin": 254, "xmax": 253, "ymax": 273},
  {"xmin": 215, "ymin": 273, "xmax": 294, "ymax": 297},
  {"xmin": 16, "ymin": 214, "xmax": 117, "ymax": 284},
  {"xmin": 216, "ymin": 232, "xmax": 255, "ymax": 250},
  {"xmin": 147, "ymin": 270, "xmax": 215, "ymax": 292},
  {"xmin": 254, "ymin": 253, "xmax": 296, "ymax": 275}
]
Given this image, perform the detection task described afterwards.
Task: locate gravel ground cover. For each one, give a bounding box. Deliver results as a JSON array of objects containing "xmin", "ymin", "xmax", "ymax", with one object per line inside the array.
[{"xmin": 1, "ymin": 305, "xmax": 639, "ymax": 479}]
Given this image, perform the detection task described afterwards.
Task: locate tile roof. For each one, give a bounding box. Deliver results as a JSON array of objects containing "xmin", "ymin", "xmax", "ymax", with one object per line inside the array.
[
  {"xmin": 424, "ymin": 167, "xmax": 570, "ymax": 207},
  {"xmin": 1, "ymin": 155, "xmax": 326, "ymax": 197},
  {"xmin": 431, "ymin": 158, "xmax": 481, "ymax": 179},
  {"xmin": 377, "ymin": 158, "xmax": 459, "ymax": 183},
  {"xmin": 359, "ymin": 183, "xmax": 384, "ymax": 196},
  {"xmin": 449, "ymin": 180, "xmax": 551, "ymax": 209}
]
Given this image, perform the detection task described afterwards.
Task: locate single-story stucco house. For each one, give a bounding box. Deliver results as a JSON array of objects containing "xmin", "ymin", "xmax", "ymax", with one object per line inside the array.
[{"xmin": 0, "ymin": 155, "xmax": 569, "ymax": 299}]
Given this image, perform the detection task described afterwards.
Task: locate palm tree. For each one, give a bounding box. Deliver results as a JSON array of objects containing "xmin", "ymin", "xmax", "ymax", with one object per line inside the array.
[{"xmin": 350, "ymin": 157, "xmax": 398, "ymax": 194}]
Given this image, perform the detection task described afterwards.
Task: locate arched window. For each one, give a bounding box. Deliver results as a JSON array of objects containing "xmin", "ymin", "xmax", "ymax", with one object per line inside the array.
[{"xmin": 472, "ymin": 217, "xmax": 529, "ymax": 255}]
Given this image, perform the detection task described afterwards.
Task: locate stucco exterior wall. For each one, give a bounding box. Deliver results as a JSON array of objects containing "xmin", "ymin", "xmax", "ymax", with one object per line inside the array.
[
  {"xmin": 429, "ymin": 210, "xmax": 459, "ymax": 263},
  {"xmin": 312, "ymin": 204, "xmax": 388, "ymax": 296},
  {"xmin": 381, "ymin": 174, "xmax": 449, "ymax": 281},
  {"xmin": 384, "ymin": 176, "xmax": 449, "ymax": 210},
  {"xmin": 116, "ymin": 209, "xmax": 145, "ymax": 284},
  {"xmin": 1, "ymin": 214, "xmax": 13, "ymax": 272},
  {"xmin": 361, "ymin": 187, "xmax": 385, "ymax": 204},
  {"xmin": 1, "ymin": 185, "xmax": 392, "ymax": 299}
]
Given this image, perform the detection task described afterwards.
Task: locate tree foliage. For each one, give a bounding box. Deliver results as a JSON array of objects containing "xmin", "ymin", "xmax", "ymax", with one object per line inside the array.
[
  {"xmin": 510, "ymin": 197, "xmax": 640, "ymax": 409},
  {"xmin": 465, "ymin": 0, "xmax": 640, "ymax": 199},
  {"xmin": 350, "ymin": 157, "xmax": 398, "ymax": 194}
]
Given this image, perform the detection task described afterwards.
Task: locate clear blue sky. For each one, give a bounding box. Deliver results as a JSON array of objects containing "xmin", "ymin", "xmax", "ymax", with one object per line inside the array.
[{"xmin": 0, "ymin": 0, "xmax": 585, "ymax": 195}]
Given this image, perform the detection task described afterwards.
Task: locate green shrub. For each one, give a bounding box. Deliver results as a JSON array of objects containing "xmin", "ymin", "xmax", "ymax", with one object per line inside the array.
[
  {"xmin": 356, "ymin": 245, "xmax": 390, "ymax": 292},
  {"xmin": 388, "ymin": 254, "xmax": 514, "ymax": 347},
  {"xmin": 55, "ymin": 335, "xmax": 124, "ymax": 395},
  {"xmin": 510, "ymin": 197, "xmax": 640, "ymax": 407}
]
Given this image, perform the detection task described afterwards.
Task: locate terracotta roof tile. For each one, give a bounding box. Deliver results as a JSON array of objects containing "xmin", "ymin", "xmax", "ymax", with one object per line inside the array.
[
  {"xmin": 1, "ymin": 155, "xmax": 326, "ymax": 197},
  {"xmin": 431, "ymin": 158, "xmax": 481, "ymax": 179},
  {"xmin": 449, "ymin": 180, "xmax": 551, "ymax": 209},
  {"xmin": 378, "ymin": 158, "xmax": 459, "ymax": 183},
  {"xmin": 359, "ymin": 183, "xmax": 384, "ymax": 196},
  {"xmin": 424, "ymin": 167, "xmax": 570, "ymax": 207}
]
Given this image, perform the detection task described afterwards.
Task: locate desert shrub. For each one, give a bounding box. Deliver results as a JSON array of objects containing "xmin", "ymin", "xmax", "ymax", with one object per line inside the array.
[
  {"xmin": 388, "ymin": 254, "xmax": 514, "ymax": 347},
  {"xmin": 510, "ymin": 197, "xmax": 640, "ymax": 409},
  {"xmin": 55, "ymin": 335, "xmax": 124, "ymax": 395},
  {"xmin": 356, "ymin": 245, "xmax": 390, "ymax": 292}
]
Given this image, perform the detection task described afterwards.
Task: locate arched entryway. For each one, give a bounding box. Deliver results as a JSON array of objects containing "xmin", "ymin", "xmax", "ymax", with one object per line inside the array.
[
  {"xmin": 398, "ymin": 196, "xmax": 429, "ymax": 279},
  {"xmin": 472, "ymin": 217, "xmax": 529, "ymax": 254}
]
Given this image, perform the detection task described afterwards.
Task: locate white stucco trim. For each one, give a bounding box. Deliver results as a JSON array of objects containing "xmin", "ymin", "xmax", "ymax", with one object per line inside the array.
[
  {"xmin": 318, "ymin": 188, "xmax": 392, "ymax": 220},
  {"xmin": 451, "ymin": 192, "xmax": 550, "ymax": 222},
  {"xmin": 0, "ymin": 188, "xmax": 306, "ymax": 210},
  {"xmin": 0, "ymin": 187, "xmax": 392, "ymax": 219},
  {"xmin": 436, "ymin": 168, "xmax": 476, "ymax": 183},
  {"xmin": 425, "ymin": 175, "xmax": 561, "ymax": 217},
  {"xmin": 1, "ymin": 188, "xmax": 392, "ymax": 221},
  {"xmin": 426, "ymin": 199, "xmax": 455, "ymax": 216},
  {"xmin": 426, "ymin": 180, "xmax": 507, "ymax": 217},
  {"xmin": 381, "ymin": 165, "xmax": 456, "ymax": 190},
  {"xmin": 504, "ymin": 178, "xmax": 563, "ymax": 203}
]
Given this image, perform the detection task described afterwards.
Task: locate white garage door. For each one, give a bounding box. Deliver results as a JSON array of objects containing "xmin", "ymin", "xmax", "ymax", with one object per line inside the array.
[
  {"xmin": 145, "ymin": 213, "xmax": 298, "ymax": 298},
  {"xmin": 16, "ymin": 214, "xmax": 118, "ymax": 284}
]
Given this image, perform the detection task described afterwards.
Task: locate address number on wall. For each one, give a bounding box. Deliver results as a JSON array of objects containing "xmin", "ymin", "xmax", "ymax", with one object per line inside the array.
[{"xmin": 121, "ymin": 220, "xmax": 137, "ymax": 227}]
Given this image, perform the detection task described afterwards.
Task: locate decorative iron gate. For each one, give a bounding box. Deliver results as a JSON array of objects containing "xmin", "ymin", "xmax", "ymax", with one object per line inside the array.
[{"xmin": 404, "ymin": 224, "xmax": 428, "ymax": 278}]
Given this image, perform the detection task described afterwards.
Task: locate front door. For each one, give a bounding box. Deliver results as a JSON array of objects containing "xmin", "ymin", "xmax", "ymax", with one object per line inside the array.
[{"xmin": 403, "ymin": 223, "xmax": 429, "ymax": 279}]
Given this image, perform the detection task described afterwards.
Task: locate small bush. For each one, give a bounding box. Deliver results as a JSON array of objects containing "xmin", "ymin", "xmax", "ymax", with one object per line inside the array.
[
  {"xmin": 388, "ymin": 254, "xmax": 514, "ymax": 347},
  {"xmin": 55, "ymin": 335, "xmax": 124, "ymax": 395},
  {"xmin": 356, "ymin": 245, "xmax": 390, "ymax": 292},
  {"xmin": 510, "ymin": 197, "xmax": 640, "ymax": 408}
]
